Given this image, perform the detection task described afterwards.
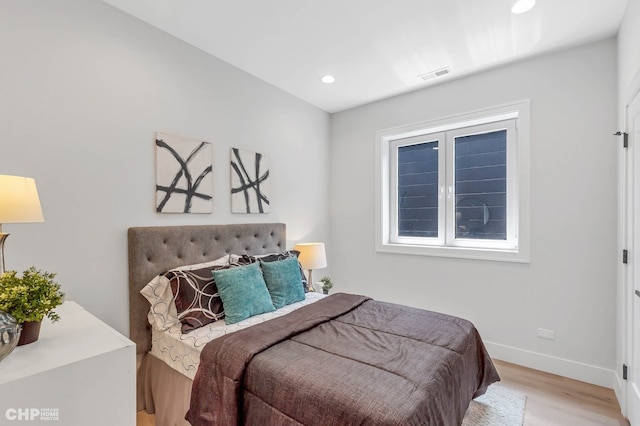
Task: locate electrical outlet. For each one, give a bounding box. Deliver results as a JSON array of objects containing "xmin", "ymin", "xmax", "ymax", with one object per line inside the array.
[{"xmin": 537, "ymin": 328, "xmax": 555, "ymax": 340}]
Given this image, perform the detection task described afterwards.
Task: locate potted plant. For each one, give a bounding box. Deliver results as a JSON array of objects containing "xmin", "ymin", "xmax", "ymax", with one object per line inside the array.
[
  {"xmin": 0, "ymin": 267, "xmax": 64, "ymax": 346},
  {"xmin": 319, "ymin": 276, "xmax": 333, "ymax": 295}
]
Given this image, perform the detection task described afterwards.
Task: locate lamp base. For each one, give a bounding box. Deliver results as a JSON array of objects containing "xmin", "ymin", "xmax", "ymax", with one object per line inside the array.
[
  {"xmin": 307, "ymin": 269, "xmax": 314, "ymax": 291},
  {"xmin": 0, "ymin": 232, "xmax": 8, "ymax": 275}
]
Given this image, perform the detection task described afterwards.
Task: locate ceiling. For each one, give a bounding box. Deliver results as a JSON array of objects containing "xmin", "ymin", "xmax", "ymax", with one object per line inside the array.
[{"xmin": 101, "ymin": 0, "xmax": 628, "ymax": 113}]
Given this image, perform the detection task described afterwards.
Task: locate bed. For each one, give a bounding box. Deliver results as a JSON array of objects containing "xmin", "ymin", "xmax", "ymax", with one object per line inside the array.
[{"xmin": 128, "ymin": 223, "xmax": 500, "ymax": 426}]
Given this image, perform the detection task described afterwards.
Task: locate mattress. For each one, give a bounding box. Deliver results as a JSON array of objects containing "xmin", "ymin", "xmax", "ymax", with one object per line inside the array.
[{"xmin": 150, "ymin": 291, "xmax": 326, "ymax": 380}]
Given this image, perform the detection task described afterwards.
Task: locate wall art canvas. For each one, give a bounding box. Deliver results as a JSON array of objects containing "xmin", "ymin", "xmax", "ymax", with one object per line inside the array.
[
  {"xmin": 230, "ymin": 148, "xmax": 270, "ymax": 213},
  {"xmin": 155, "ymin": 132, "xmax": 213, "ymax": 213}
]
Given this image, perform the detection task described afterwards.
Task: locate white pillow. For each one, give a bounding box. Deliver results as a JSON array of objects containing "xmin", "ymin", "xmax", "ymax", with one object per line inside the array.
[{"xmin": 140, "ymin": 255, "xmax": 231, "ymax": 330}]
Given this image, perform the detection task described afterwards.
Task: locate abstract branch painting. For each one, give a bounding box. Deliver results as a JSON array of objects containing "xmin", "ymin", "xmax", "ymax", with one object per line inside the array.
[
  {"xmin": 230, "ymin": 148, "xmax": 270, "ymax": 213},
  {"xmin": 155, "ymin": 132, "xmax": 213, "ymax": 213}
]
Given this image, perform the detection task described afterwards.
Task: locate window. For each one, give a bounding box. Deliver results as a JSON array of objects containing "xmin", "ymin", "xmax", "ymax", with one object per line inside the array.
[{"xmin": 376, "ymin": 101, "xmax": 530, "ymax": 262}]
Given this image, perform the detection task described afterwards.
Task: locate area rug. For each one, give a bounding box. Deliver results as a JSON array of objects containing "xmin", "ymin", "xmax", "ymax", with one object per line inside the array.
[{"xmin": 462, "ymin": 384, "xmax": 527, "ymax": 426}]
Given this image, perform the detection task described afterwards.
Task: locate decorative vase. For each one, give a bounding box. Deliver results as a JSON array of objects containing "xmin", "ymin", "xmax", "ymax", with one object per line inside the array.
[
  {"xmin": 17, "ymin": 321, "xmax": 41, "ymax": 346},
  {"xmin": 0, "ymin": 311, "xmax": 20, "ymax": 361}
]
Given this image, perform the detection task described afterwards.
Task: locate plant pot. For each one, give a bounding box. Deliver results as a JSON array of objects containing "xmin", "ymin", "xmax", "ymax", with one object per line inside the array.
[
  {"xmin": 323, "ymin": 289, "xmax": 329, "ymax": 295},
  {"xmin": 17, "ymin": 321, "xmax": 41, "ymax": 346}
]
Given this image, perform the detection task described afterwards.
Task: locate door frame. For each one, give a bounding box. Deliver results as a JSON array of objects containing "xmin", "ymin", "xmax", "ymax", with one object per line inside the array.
[{"xmin": 622, "ymin": 70, "xmax": 640, "ymax": 421}]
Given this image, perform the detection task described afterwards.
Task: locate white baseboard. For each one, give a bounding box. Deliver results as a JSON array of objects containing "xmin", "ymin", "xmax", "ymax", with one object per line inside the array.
[
  {"xmin": 485, "ymin": 341, "xmax": 617, "ymax": 389},
  {"xmin": 613, "ymin": 371, "xmax": 626, "ymax": 415}
]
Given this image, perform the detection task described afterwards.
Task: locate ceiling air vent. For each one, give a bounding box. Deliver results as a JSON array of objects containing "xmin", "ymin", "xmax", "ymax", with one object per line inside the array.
[{"xmin": 419, "ymin": 67, "xmax": 451, "ymax": 81}]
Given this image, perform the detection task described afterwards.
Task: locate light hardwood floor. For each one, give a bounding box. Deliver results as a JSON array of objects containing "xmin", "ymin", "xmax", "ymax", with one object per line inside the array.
[
  {"xmin": 136, "ymin": 359, "xmax": 629, "ymax": 425},
  {"xmin": 493, "ymin": 360, "xmax": 628, "ymax": 426}
]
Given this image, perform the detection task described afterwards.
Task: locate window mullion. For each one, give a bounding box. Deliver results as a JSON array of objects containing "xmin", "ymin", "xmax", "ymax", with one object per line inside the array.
[
  {"xmin": 436, "ymin": 133, "xmax": 446, "ymax": 245},
  {"xmin": 443, "ymin": 131, "xmax": 455, "ymax": 246}
]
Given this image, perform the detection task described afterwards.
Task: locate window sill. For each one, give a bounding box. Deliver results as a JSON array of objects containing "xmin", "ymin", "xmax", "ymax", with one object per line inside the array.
[{"xmin": 376, "ymin": 242, "xmax": 530, "ymax": 263}]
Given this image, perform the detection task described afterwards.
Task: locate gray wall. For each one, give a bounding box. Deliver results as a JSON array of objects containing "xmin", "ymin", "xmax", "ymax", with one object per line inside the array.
[
  {"xmin": 330, "ymin": 38, "xmax": 618, "ymax": 387},
  {"xmin": 0, "ymin": 0, "xmax": 331, "ymax": 336}
]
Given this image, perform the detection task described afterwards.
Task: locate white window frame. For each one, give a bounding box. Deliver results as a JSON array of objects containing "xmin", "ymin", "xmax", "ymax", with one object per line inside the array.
[
  {"xmin": 390, "ymin": 133, "xmax": 446, "ymax": 246},
  {"xmin": 375, "ymin": 100, "xmax": 530, "ymax": 263}
]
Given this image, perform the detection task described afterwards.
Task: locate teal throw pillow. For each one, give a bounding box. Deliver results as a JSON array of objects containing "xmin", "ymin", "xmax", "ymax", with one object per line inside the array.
[
  {"xmin": 260, "ymin": 256, "xmax": 306, "ymax": 309},
  {"xmin": 213, "ymin": 262, "xmax": 275, "ymax": 324}
]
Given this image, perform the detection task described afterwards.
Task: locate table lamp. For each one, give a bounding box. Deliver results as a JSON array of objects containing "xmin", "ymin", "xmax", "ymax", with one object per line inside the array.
[
  {"xmin": 0, "ymin": 175, "xmax": 45, "ymax": 274},
  {"xmin": 293, "ymin": 242, "xmax": 327, "ymax": 288}
]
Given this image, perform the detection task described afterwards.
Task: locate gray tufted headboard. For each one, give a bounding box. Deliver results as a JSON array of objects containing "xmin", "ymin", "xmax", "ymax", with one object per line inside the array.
[{"xmin": 128, "ymin": 223, "xmax": 286, "ymax": 355}]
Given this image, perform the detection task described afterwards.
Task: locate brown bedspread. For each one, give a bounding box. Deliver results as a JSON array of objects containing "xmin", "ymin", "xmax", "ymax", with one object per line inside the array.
[{"xmin": 187, "ymin": 293, "xmax": 499, "ymax": 426}]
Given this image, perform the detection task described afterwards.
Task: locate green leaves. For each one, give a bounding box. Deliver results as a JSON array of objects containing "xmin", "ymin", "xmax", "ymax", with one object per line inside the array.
[
  {"xmin": 0, "ymin": 267, "xmax": 65, "ymax": 323},
  {"xmin": 319, "ymin": 276, "xmax": 333, "ymax": 291}
]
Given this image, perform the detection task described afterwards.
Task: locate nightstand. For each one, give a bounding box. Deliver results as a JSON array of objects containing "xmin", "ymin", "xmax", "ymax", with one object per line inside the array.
[{"xmin": 0, "ymin": 301, "xmax": 136, "ymax": 425}]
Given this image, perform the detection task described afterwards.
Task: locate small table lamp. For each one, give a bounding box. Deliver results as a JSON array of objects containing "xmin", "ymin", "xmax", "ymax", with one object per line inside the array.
[
  {"xmin": 293, "ymin": 242, "xmax": 327, "ymax": 289},
  {"xmin": 0, "ymin": 175, "xmax": 45, "ymax": 274}
]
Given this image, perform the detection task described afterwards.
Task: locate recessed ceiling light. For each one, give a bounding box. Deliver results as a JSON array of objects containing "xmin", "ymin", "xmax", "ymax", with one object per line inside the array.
[
  {"xmin": 321, "ymin": 75, "xmax": 336, "ymax": 84},
  {"xmin": 511, "ymin": 0, "xmax": 535, "ymax": 14}
]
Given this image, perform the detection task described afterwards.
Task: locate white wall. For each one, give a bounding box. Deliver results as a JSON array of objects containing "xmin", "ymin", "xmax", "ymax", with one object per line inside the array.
[
  {"xmin": 0, "ymin": 0, "xmax": 331, "ymax": 336},
  {"xmin": 618, "ymin": 0, "xmax": 640, "ymax": 96},
  {"xmin": 330, "ymin": 38, "xmax": 618, "ymax": 387}
]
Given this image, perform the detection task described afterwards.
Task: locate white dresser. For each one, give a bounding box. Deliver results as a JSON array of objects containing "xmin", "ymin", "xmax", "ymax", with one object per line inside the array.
[{"xmin": 0, "ymin": 301, "xmax": 136, "ymax": 425}]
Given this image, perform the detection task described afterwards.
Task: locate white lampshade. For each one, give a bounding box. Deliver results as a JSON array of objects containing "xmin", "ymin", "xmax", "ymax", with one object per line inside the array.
[
  {"xmin": 293, "ymin": 242, "xmax": 327, "ymax": 270},
  {"xmin": 0, "ymin": 175, "xmax": 44, "ymax": 224}
]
